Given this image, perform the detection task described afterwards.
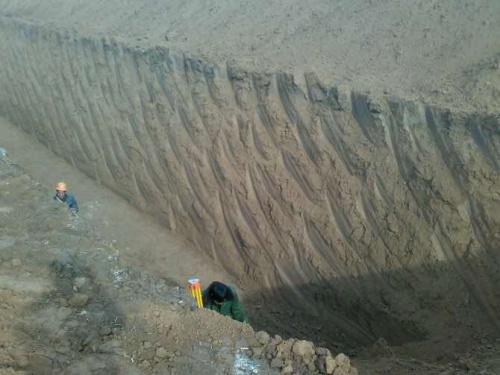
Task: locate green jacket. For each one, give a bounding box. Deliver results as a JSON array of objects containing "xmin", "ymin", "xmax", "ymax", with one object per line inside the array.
[{"xmin": 202, "ymin": 283, "xmax": 247, "ymax": 323}]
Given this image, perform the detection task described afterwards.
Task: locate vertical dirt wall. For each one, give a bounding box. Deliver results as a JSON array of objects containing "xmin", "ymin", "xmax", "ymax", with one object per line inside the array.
[{"xmin": 1, "ymin": 17, "xmax": 499, "ymax": 346}]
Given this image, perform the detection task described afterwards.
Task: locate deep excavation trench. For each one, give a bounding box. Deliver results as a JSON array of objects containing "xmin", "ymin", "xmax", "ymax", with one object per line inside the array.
[{"xmin": 0, "ymin": 16, "xmax": 499, "ymax": 353}]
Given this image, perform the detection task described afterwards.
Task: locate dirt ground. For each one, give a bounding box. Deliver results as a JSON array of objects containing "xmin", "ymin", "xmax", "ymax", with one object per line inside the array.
[
  {"xmin": 0, "ymin": 150, "xmax": 284, "ymax": 375},
  {"xmin": 0, "ymin": 0, "xmax": 499, "ymax": 113},
  {"xmin": 1, "ymin": 120, "xmax": 499, "ymax": 375},
  {"xmin": 0, "ymin": 0, "xmax": 499, "ymax": 373},
  {"xmin": 0, "ymin": 125, "xmax": 365, "ymax": 375}
]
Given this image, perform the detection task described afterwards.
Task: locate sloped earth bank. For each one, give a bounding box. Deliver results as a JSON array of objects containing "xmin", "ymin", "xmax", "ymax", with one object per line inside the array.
[
  {"xmin": 0, "ymin": 12, "xmax": 500, "ymax": 375},
  {"xmin": 0, "ymin": 153, "xmax": 361, "ymax": 375},
  {"xmin": 1, "ymin": 127, "xmax": 500, "ymax": 375}
]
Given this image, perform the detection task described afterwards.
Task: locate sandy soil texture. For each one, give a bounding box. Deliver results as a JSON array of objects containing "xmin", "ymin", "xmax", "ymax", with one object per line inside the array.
[
  {"xmin": 0, "ymin": 152, "xmax": 363, "ymax": 375},
  {"xmin": 0, "ymin": 1, "xmax": 499, "ymax": 374},
  {"xmin": 0, "ymin": 0, "xmax": 499, "ymax": 112},
  {"xmin": 2, "ymin": 117, "xmax": 500, "ymax": 374},
  {"xmin": 1, "ymin": 16, "xmax": 499, "ymax": 350}
]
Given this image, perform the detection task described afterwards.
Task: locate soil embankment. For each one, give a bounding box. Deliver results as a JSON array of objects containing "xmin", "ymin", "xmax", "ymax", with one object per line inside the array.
[{"xmin": 0, "ymin": 2, "xmax": 499, "ymax": 373}]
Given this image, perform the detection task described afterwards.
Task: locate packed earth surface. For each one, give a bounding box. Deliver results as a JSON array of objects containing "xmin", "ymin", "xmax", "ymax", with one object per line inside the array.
[{"xmin": 0, "ymin": 0, "xmax": 499, "ymax": 374}]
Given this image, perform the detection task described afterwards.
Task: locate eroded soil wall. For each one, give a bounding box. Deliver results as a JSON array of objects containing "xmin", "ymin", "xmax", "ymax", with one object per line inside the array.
[{"xmin": 1, "ymin": 18, "xmax": 499, "ymax": 346}]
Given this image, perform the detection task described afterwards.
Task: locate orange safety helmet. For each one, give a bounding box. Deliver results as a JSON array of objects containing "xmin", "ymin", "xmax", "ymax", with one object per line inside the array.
[{"xmin": 56, "ymin": 182, "xmax": 67, "ymax": 192}]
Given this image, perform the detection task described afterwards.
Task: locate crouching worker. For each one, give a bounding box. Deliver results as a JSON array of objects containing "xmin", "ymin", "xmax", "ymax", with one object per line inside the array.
[
  {"xmin": 54, "ymin": 182, "xmax": 79, "ymax": 215},
  {"xmin": 202, "ymin": 281, "xmax": 247, "ymax": 323}
]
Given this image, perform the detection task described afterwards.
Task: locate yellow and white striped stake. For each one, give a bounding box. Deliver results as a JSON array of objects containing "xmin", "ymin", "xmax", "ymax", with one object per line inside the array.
[{"xmin": 188, "ymin": 278, "xmax": 203, "ymax": 309}]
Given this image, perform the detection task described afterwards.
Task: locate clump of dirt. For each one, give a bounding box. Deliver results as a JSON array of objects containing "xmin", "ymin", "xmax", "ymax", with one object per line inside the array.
[{"xmin": 0, "ymin": 150, "xmax": 358, "ymax": 374}]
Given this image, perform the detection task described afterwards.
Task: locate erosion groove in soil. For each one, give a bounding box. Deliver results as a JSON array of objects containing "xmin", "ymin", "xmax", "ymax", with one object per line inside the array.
[{"xmin": 0, "ymin": 17, "xmax": 499, "ymax": 347}]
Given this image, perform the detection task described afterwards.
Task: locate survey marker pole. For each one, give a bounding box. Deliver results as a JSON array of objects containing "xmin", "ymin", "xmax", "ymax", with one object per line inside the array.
[{"xmin": 188, "ymin": 278, "xmax": 203, "ymax": 309}]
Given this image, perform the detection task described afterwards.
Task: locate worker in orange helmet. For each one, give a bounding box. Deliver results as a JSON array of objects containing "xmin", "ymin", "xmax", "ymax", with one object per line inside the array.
[{"xmin": 53, "ymin": 182, "xmax": 79, "ymax": 215}]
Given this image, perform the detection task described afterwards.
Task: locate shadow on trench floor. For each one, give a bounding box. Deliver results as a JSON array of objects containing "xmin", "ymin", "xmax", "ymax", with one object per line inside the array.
[{"xmin": 242, "ymin": 249, "xmax": 500, "ymax": 362}]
